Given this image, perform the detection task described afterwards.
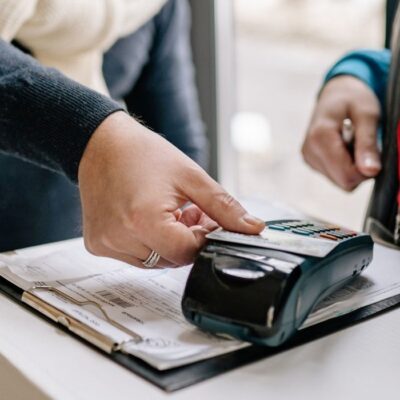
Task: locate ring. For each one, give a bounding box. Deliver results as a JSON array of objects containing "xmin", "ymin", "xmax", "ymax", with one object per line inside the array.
[{"xmin": 142, "ymin": 250, "xmax": 161, "ymax": 268}]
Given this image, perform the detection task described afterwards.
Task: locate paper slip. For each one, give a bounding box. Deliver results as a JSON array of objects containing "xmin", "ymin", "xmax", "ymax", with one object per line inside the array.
[
  {"xmin": 206, "ymin": 228, "xmax": 338, "ymax": 257},
  {"xmin": 46, "ymin": 267, "xmax": 247, "ymax": 369},
  {"xmin": 1, "ymin": 239, "xmax": 400, "ymax": 370},
  {"xmin": 0, "ymin": 240, "xmax": 248, "ymax": 370},
  {"xmin": 0, "ymin": 239, "xmax": 129, "ymax": 285}
]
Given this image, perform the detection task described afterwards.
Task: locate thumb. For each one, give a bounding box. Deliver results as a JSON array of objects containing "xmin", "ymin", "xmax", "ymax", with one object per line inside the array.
[
  {"xmin": 183, "ymin": 169, "xmax": 265, "ymax": 234},
  {"xmin": 352, "ymin": 112, "xmax": 381, "ymax": 177}
]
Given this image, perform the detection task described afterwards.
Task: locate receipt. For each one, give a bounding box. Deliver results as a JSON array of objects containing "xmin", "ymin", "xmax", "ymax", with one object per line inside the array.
[
  {"xmin": 0, "ymin": 239, "xmax": 129, "ymax": 288},
  {"xmin": 46, "ymin": 266, "xmax": 248, "ymax": 370},
  {"xmin": 0, "ymin": 240, "xmax": 247, "ymax": 369}
]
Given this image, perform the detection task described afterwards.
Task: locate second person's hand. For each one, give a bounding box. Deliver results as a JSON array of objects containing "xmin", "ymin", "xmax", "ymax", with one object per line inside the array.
[{"xmin": 302, "ymin": 75, "xmax": 382, "ymax": 191}]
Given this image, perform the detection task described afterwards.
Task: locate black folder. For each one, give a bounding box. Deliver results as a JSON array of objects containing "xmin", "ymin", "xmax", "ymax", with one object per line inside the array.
[{"xmin": 1, "ymin": 275, "xmax": 400, "ymax": 392}]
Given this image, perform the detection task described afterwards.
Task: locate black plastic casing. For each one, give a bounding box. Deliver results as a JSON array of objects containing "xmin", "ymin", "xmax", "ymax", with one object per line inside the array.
[{"xmin": 181, "ymin": 234, "xmax": 373, "ymax": 346}]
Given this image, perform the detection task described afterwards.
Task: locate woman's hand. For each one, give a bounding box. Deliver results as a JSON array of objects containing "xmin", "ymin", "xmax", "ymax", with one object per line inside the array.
[{"xmin": 78, "ymin": 111, "xmax": 264, "ymax": 268}]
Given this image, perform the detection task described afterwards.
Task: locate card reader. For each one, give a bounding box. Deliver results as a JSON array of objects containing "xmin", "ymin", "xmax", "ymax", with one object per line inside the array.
[{"xmin": 181, "ymin": 219, "xmax": 374, "ymax": 347}]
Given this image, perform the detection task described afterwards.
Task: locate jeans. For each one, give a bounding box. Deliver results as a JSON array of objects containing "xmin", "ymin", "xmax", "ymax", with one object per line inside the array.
[{"xmin": 0, "ymin": 0, "xmax": 207, "ymax": 251}]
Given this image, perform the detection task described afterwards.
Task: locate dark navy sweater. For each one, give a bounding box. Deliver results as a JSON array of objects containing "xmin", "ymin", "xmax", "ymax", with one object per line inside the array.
[
  {"xmin": 0, "ymin": 40, "xmax": 122, "ymax": 181},
  {"xmin": 0, "ymin": 40, "xmax": 123, "ymax": 250}
]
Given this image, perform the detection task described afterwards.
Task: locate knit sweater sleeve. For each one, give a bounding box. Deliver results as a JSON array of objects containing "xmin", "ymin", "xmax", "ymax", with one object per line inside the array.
[{"xmin": 0, "ymin": 39, "xmax": 123, "ymax": 181}]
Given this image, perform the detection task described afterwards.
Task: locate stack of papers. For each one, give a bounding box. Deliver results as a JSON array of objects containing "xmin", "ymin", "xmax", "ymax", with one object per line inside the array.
[
  {"xmin": 0, "ymin": 240, "xmax": 248, "ymax": 370},
  {"xmin": 1, "ymin": 238, "xmax": 400, "ymax": 370}
]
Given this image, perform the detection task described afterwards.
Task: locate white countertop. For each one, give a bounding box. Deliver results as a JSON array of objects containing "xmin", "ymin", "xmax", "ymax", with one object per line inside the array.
[
  {"xmin": 1, "ymin": 291, "xmax": 400, "ymax": 400},
  {"xmin": 1, "ymin": 200, "xmax": 399, "ymax": 400}
]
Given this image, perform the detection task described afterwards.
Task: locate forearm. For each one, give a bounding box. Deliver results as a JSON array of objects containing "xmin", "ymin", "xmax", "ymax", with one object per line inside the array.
[
  {"xmin": 324, "ymin": 49, "xmax": 391, "ymax": 108},
  {"xmin": 0, "ymin": 40, "xmax": 123, "ymax": 180}
]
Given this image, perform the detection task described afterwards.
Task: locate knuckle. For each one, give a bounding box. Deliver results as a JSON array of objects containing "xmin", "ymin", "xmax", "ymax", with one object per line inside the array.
[
  {"xmin": 356, "ymin": 136, "xmax": 377, "ymax": 150},
  {"xmin": 301, "ymin": 125, "xmax": 332, "ymax": 161},
  {"xmin": 182, "ymin": 164, "xmax": 208, "ymax": 189},
  {"xmin": 124, "ymin": 204, "xmax": 146, "ymax": 232},
  {"xmin": 308, "ymin": 121, "xmax": 328, "ymax": 138},
  {"xmin": 175, "ymin": 247, "xmax": 198, "ymax": 266},
  {"xmin": 340, "ymin": 181, "xmax": 353, "ymax": 192},
  {"xmin": 307, "ymin": 125, "xmax": 333, "ymax": 150},
  {"xmin": 342, "ymin": 183, "xmax": 356, "ymax": 192},
  {"xmin": 168, "ymin": 238, "xmax": 199, "ymax": 266},
  {"xmin": 338, "ymin": 176, "xmax": 358, "ymax": 192},
  {"xmin": 311, "ymin": 126, "xmax": 330, "ymax": 143},
  {"xmin": 357, "ymin": 145, "xmax": 376, "ymax": 157},
  {"xmin": 367, "ymin": 109, "xmax": 380, "ymax": 121},
  {"xmin": 358, "ymin": 105, "xmax": 380, "ymax": 120},
  {"xmin": 215, "ymin": 191, "xmax": 239, "ymax": 211},
  {"xmin": 84, "ymin": 235, "xmax": 103, "ymax": 256},
  {"xmin": 99, "ymin": 233, "xmax": 115, "ymax": 251},
  {"xmin": 175, "ymin": 253, "xmax": 195, "ymax": 266}
]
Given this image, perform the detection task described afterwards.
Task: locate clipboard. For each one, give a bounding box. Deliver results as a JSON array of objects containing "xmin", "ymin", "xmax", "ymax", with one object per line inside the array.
[{"xmin": 2, "ymin": 273, "xmax": 400, "ymax": 392}]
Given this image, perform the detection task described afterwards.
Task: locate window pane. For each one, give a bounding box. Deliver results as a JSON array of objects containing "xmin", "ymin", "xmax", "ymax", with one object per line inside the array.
[{"xmin": 233, "ymin": 0, "xmax": 385, "ymax": 229}]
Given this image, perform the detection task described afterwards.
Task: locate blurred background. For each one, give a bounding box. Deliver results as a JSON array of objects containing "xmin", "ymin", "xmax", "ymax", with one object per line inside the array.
[{"xmin": 231, "ymin": 0, "xmax": 385, "ymax": 230}]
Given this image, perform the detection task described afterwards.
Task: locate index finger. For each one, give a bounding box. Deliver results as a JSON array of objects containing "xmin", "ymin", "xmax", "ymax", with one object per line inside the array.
[{"xmin": 181, "ymin": 168, "xmax": 265, "ymax": 234}]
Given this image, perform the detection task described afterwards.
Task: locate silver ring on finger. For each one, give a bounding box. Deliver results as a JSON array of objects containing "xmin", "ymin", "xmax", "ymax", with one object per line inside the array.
[{"xmin": 142, "ymin": 250, "xmax": 161, "ymax": 268}]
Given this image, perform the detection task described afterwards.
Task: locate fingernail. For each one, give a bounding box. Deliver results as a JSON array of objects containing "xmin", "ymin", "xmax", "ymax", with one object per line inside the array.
[
  {"xmin": 362, "ymin": 154, "xmax": 381, "ymax": 171},
  {"xmin": 242, "ymin": 214, "xmax": 264, "ymax": 227}
]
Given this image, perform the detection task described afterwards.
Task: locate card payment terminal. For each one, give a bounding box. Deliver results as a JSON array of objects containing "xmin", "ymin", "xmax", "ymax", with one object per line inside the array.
[{"xmin": 181, "ymin": 219, "xmax": 374, "ymax": 347}]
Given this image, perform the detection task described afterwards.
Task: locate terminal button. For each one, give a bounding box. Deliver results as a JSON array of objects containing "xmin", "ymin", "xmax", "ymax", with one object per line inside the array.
[
  {"xmin": 268, "ymin": 225, "xmax": 287, "ymax": 231},
  {"xmin": 292, "ymin": 229, "xmax": 313, "ymax": 236},
  {"xmin": 319, "ymin": 233, "xmax": 338, "ymax": 241}
]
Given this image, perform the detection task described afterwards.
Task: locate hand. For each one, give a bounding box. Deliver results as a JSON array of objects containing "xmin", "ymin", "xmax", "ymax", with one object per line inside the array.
[
  {"xmin": 302, "ymin": 75, "xmax": 381, "ymax": 191},
  {"xmin": 78, "ymin": 111, "xmax": 265, "ymax": 268}
]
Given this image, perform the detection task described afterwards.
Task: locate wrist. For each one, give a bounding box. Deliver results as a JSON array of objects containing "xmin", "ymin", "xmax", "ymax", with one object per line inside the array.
[
  {"xmin": 322, "ymin": 75, "xmax": 379, "ymax": 105},
  {"xmin": 78, "ymin": 111, "xmax": 131, "ymax": 183}
]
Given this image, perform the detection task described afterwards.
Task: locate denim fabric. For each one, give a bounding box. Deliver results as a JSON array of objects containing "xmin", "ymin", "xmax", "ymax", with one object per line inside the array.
[{"xmin": 0, "ymin": 0, "xmax": 206, "ymax": 251}]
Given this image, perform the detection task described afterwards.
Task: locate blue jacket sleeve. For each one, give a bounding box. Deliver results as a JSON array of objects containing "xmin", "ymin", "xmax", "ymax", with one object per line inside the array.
[{"xmin": 325, "ymin": 49, "xmax": 391, "ymax": 108}]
